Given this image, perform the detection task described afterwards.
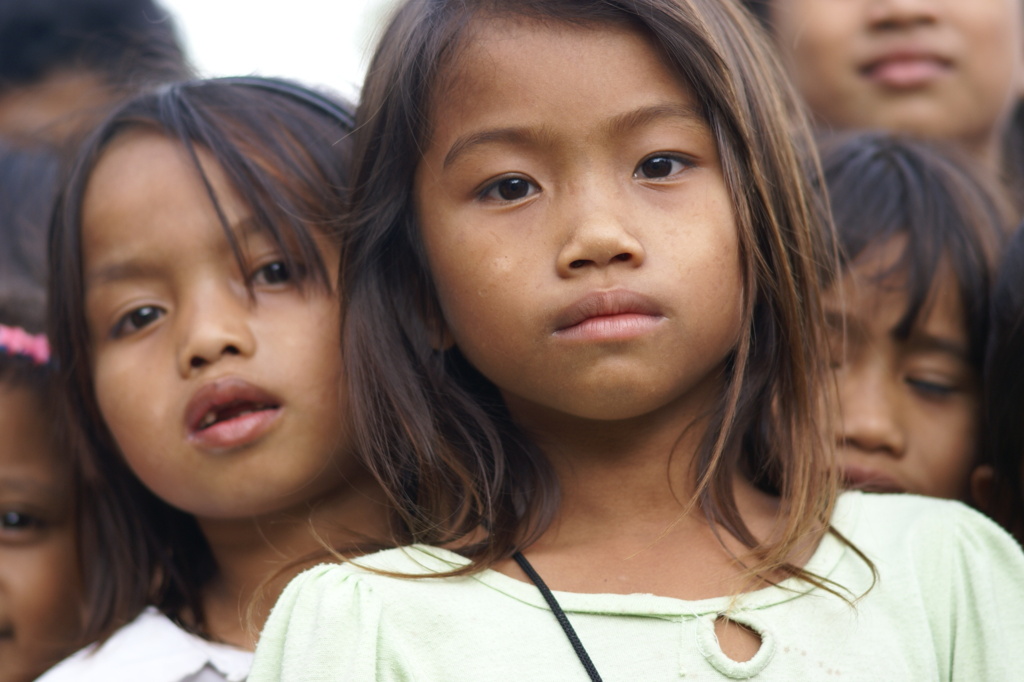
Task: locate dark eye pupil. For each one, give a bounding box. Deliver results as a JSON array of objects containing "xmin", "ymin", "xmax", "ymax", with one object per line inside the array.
[
  {"xmin": 642, "ymin": 157, "xmax": 674, "ymax": 178},
  {"xmin": 261, "ymin": 262, "xmax": 290, "ymax": 284},
  {"xmin": 1, "ymin": 511, "xmax": 28, "ymax": 528},
  {"xmin": 498, "ymin": 178, "xmax": 530, "ymax": 201},
  {"xmin": 129, "ymin": 307, "xmax": 159, "ymax": 328}
]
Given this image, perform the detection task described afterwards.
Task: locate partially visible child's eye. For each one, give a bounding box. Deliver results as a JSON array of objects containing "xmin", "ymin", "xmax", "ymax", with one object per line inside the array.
[
  {"xmin": 479, "ymin": 176, "xmax": 538, "ymax": 203},
  {"xmin": 634, "ymin": 154, "xmax": 691, "ymax": 180},
  {"xmin": 0, "ymin": 510, "xmax": 43, "ymax": 534},
  {"xmin": 112, "ymin": 305, "xmax": 164, "ymax": 338},
  {"xmin": 906, "ymin": 376, "xmax": 958, "ymax": 398},
  {"xmin": 253, "ymin": 261, "xmax": 292, "ymax": 286}
]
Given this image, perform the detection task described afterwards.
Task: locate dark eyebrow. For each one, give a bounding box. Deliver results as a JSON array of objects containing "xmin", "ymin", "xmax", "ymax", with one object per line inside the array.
[
  {"xmin": 903, "ymin": 331, "xmax": 969, "ymax": 361},
  {"xmin": 0, "ymin": 477, "xmax": 52, "ymax": 496},
  {"xmin": 85, "ymin": 216, "xmax": 262, "ymax": 288},
  {"xmin": 442, "ymin": 102, "xmax": 706, "ymax": 169},
  {"xmin": 443, "ymin": 127, "xmax": 550, "ymax": 169},
  {"xmin": 605, "ymin": 102, "xmax": 706, "ymax": 139},
  {"xmin": 86, "ymin": 257, "xmax": 163, "ymax": 288}
]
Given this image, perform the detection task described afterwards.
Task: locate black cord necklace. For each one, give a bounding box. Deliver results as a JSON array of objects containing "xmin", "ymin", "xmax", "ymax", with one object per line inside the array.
[{"xmin": 512, "ymin": 551, "xmax": 604, "ymax": 682}]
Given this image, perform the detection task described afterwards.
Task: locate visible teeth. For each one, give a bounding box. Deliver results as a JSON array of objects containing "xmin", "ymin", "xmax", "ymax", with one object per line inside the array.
[{"xmin": 198, "ymin": 403, "xmax": 273, "ymax": 430}]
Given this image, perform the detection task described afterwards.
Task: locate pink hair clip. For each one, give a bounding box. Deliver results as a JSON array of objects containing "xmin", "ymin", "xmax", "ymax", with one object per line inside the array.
[{"xmin": 0, "ymin": 324, "xmax": 50, "ymax": 365}]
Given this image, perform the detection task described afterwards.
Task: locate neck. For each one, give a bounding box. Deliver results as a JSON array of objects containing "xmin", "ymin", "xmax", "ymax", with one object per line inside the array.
[
  {"xmin": 503, "ymin": 374, "xmax": 782, "ymax": 569},
  {"xmin": 510, "ymin": 378, "xmax": 725, "ymax": 549},
  {"xmin": 196, "ymin": 474, "xmax": 390, "ymax": 649},
  {"xmin": 498, "ymin": 385, "xmax": 787, "ymax": 600}
]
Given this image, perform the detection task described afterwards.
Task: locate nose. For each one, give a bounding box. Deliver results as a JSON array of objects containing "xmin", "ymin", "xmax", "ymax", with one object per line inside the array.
[
  {"xmin": 867, "ymin": 0, "xmax": 939, "ymax": 30},
  {"xmin": 176, "ymin": 282, "xmax": 256, "ymax": 375},
  {"xmin": 555, "ymin": 186, "xmax": 645, "ymax": 276},
  {"xmin": 834, "ymin": 363, "xmax": 906, "ymax": 458}
]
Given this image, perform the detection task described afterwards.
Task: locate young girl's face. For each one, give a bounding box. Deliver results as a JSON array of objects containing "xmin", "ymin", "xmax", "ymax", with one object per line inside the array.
[
  {"xmin": 414, "ymin": 18, "xmax": 743, "ymax": 426},
  {"xmin": 768, "ymin": 0, "xmax": 1023, "ymax": 164},
  {"xmin": 826, "ymin": 238, "xmax": 978, "ymax": 499},
  {"xmin": 80, "ymin": 130, "xmax": 352, "ymax": 521},
  {"xmin": 0, "ymin": 383, "xmax": 81, "ymax": 682}
]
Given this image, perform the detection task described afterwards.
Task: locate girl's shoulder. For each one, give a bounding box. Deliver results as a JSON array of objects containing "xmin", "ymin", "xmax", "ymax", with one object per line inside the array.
[
  {"xmin": 258, "ymin": 545, "xmax": 479, "ymax": 615},
  {"xmin": 831, "ymin": 489, "xmax": 1021, "ymax": 558},
  {"xmin": 36, "ymin": 607, "xmax": 252, "ymax": 682},
  {"xmin": 822, "ymin": 491, "xmax": 1024, "ymax": 680},
  {"xmin": 250, "ymin": 545, "xmax": 484, "ymax": 682},
  {"xmin": 274, "ymin": 544, "xmax": 472, "ymax": 591},
  {"xmin": 823, "ymin": 485, "xmax": 1024, "ymax": 606}
]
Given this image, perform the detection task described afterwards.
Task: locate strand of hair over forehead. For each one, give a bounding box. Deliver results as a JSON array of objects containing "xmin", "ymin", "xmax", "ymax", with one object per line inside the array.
[{"xmin": 143, "ymin": 81, "xmax": 340, "ymax": 291}]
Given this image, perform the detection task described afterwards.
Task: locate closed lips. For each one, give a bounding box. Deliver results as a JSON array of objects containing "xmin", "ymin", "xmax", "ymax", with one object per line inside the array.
[
  {"xmin": 553, "ymin": 290, "xmax": 663, "ymax": 332},
  {"xmin": 842, "ymin": 464, "xmax": 905, "ymax": 494},
  {"xmin": 859, "ymin": 48, "xmax": 952, "ymax": 86}
]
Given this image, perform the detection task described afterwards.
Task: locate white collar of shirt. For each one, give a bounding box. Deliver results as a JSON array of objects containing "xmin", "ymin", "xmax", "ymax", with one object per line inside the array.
[{"xmin": 36, "ymin": 607, "xmax": 253, "ymax": 682}]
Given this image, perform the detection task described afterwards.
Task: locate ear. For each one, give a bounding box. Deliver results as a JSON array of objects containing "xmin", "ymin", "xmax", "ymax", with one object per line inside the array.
[{"xmin": 970, "ymin": 464, "xmax": 995, "ymax": 513}]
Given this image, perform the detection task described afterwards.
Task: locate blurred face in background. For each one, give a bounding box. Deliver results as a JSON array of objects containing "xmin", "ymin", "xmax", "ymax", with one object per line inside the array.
[
  {"xmin": 0, "ymin": 383, "xmax": 82, "ymax": 682},
  {"xmin": 768, "ymin": 0, "xmax": 1024, "ymax": 169},
  {"xmin": 0, "ymin": 69, "xmax": 118, "ymax": 144},
  {"xmin": 826, "ymin": 239, "xmax": 979, "ymax": 500}
]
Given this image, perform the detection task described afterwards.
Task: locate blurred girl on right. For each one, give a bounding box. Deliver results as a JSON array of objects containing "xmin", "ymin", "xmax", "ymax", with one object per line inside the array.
[{"xmin": 820, "ymin": 132, "xmax": 1010, "ymax": 500}]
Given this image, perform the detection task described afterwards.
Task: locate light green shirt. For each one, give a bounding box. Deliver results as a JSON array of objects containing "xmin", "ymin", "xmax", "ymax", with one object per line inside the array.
[{"xmin": 250, "ymin": 492, "xmax": 1024, "ymax": 680}]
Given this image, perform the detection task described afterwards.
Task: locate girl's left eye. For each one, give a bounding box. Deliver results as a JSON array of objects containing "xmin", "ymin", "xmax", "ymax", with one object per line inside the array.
[
  {"xmin": 252, "ymin": 261, "xmax": 291, "ymax": 285},
  {"xmin": 634, "ymin": 154, "xmax": 691, "ymax": 180},
  {"xmin": 479, "ymin": 176, "xmax": 538, "ymax": 203},
  {"xmin": 906, "ymin": 376, "xmax": 958, "ymax": 398}
]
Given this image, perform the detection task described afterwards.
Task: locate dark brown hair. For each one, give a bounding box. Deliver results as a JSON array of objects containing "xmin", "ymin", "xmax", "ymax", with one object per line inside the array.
[
  {"xmin": 344, "ymin": 0, "xmax": 840, "ymax": 585},
  {"xmin": 48, "ymin": 78, "xmax": 354, "ymax": 642},
  {"xmin": 820, "ymin": 132, "xmax": 1009, "ymax": 372},
  {"xmin": 0, "ymin": 0, "xmax": 189, "ymax": 92},
  {"xmin": 983, "ymin": 222, "xmax": 1024, "ymax": 542},
  {"xmin": 0, "ymin": 142, "xmax": 59, "ymax": 339},
  {"xmin": 0, "ymin": 142, "xmax": 64, "ymax": 449}
]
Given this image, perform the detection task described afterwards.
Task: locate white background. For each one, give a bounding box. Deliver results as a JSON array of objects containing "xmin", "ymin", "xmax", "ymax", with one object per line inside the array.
[{"xmin": 158, "ymin": 0, "xmax": 396, "ymax": 100}]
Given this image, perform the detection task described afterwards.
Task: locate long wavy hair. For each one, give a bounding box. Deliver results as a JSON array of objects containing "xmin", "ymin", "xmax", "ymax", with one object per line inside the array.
[{"xmin": 344, "ymin": 0, "xmax": 840, "ymax": 586}]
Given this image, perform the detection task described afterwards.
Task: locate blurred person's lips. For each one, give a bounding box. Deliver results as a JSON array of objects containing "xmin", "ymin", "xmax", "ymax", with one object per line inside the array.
[
  {"xmin": 841, "ymin": 462, "xmax": 906, "ymax": 494},
  {"xmin": 860, "ymin": 47, "xmax": 952, "ymax": 89}
]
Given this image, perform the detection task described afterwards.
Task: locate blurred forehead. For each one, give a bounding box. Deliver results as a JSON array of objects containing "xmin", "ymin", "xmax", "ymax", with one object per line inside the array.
[{"xmin": 0, "ymin": 383, "xmax": 61, "ymax": 479}]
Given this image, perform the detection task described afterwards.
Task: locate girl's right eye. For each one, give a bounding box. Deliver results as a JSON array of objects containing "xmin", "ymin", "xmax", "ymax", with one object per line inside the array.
[
  {"xmin": 112, "ymin": 305, "xmax": 164, "ymax": 338},
  {"xmin": 479, "ymin": 176, "xmax": 538, "ymax": 203},
  {"xmin": 634, "ymin": 153, "xmax": 693, "ymax": 181}
]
